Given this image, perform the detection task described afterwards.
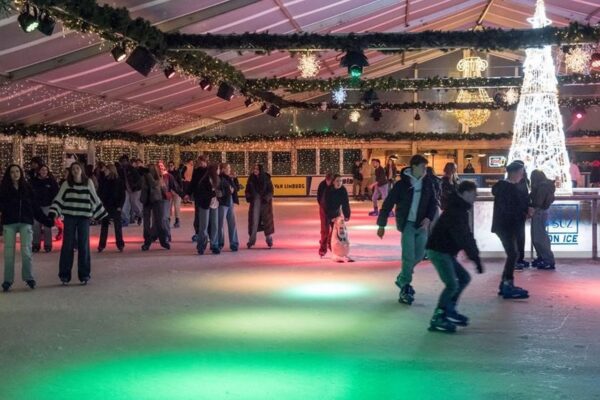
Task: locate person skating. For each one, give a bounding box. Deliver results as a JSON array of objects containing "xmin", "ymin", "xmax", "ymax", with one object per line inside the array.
[
  {"xmin": 186, "ymin": 155, "xmax": 209, "ymax": 242},
  {"xmin": 217, "ymin": 163, "xmax": 240, "ymax": 252},
  {"xmin": 30, "ymin": 164, "xmax": 59, "ymax": 253},
  {"xmin": 369, "ymin": 159, "xmax": 389, "ymax": 216},
  {"xmin": 514, "ymin": 160, "xmax": 531, "ymax": 270},
  {"xmin": 376, "ymin": 154, "xmax": 438, "ymax": 305},
  {"xmin": 351, "ymin": 160, "xmax": 363, "ymax": 201},
  {"xmin": 530, "ymin": 169, "xmax": 556, "ymax": 270},
  {"xmin": 426, "ymin": 181, "xmax": 484, "ymax": 333},
  {"xmin": 158, "ymin": 160, "xmax": 184, "ymax": 243},
  {"xmin": 359, "ymin": 158, "xmax": 372, "ymax": 201},
  {"xmin": 317, "ymin": 173, "xmax": 334, "ymax": 257},
  {"xmin": 97, "ymin": 164, "xmax": 126, "ymax": 252},
  {"xmin": 492, "ymin": 160, "xmax": 530, "ymax": 299},
  {"xmin": 140, "ymin": 164, "xmax": 170, "ymax": 251},
  {"xmin": 192, "ymin": 163, "xmax": 223, "ymax": 255},
  {"xmin": 0, "ymin": 164, "xmax": 54, "ymax": 292},
  {"xmin": 440, "ymin": 162, "xmax": 459, "ymax": 212},
  {"xmin": 325, "ymin": 174, "xmax": 351, "ymax": 257},
  {"xmin": 49, "ymin": 162, "xmax": 107, "ymax": 285},
  {"xmin": 385, "ymin": 157, "xmax": 398, "ymax": 188},
  {"xmin": 168, "ymin": 161, "xmax": 184, "ymax": 228},
  {"xmin": 246, "ymin": 164, "xmax": 275, "ymax": 249}
]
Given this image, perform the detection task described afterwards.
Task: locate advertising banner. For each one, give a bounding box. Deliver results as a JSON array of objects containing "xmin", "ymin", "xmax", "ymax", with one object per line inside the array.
[
  {"xmin": 236, "ymin": 176, "xmax": 309, "ymax": 197},
  {"xmin": 308, "ymin": 175, "xmax": 354, "ymax": 196}
]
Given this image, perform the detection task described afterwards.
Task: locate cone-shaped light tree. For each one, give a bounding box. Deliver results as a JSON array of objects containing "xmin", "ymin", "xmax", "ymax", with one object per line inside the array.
[{"xmin": 508, "ymin": 0, "xmax": 572, "ymax": 193}]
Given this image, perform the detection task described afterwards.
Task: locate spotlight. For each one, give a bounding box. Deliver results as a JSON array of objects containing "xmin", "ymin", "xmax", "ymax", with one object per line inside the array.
[
  {"xmin": 126, "ymin": 46, "xmax": 156, "ymax": 76},
  {"xmin": 217, "ymin": 82, "xmax": 235, "ymax": 101},
  {"xmin": 266, "ymin": 105, "xmax": 281, "ymax": 117},
  {"xmin": 260, "ymin": 103, "xmax": 268, "ymax": 113},
  {"xmin": 573, "ymin": 106, "xmax": 586, "ymax": 120},
  {"xmin": 199, "ymin": 79, "xmax": 212, "ymax": 91},
  {"xmin": 493, "ymin": 92, "xmax": 504, "ymax": 104},
  {"xmin": 37, "ymin": 10, "xmax": 55, "ymax": 36},
  {"xmin": 18, "ymin": 4, "xmax": 39, "ymax": 33},
  {"xmin": 414, "ymin": 111, "xmax": 421, "ymax": 121},
  {"xmin": 111, "ymin": 44, "xmax": 127, "ymax": 62},
  {"xmin": 163, "ymin": 65, "xmax": 176, "ymax": 79},
  {"xmin": 340, "ymin": 50, "xmax": 369, "ymax": 78},
  {"xmin": 362, "ymin": 89, "xmax": 379, "ymax": 105},
  {"xmin": 244, "ymin": 98, "xmax": 253, "ymax": 107},
  {"xmin": 370, "ymin": 106, "xmax": 382, "ymax": 121}
]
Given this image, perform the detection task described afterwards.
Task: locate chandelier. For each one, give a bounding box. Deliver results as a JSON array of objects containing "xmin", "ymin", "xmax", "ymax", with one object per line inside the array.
[
  {"xmin": 452, "ymin": 56, "xmax": 492, "ymax": 128},
  {"xmin": 297, "ymin": 53, "xmax": 320, "ymax": 78}
]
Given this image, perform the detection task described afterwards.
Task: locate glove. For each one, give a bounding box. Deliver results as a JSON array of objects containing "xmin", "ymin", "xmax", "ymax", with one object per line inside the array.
[{"xmin": 475, "ymin": 261, "xmax": 484, "ymax": 274}]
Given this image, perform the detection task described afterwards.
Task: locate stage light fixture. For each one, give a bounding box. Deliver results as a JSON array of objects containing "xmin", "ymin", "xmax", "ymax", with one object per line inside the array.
[
  {"xmin": 126, "ymin": 46, "xmax": 156, "ymax": 76},
  {"xmin": 370, "ymin": 106, "xmax": 382, "ymax": 121},
  {"xmin": 592, "ymin": 53, "xmax": 600, "ymax": 69},
  {"xmin": 362, "ymin": 89, "xmax": 379, "ymax": 105},
  {"xmin": 163, "ymin": 65, "xmax": 176, "ymax": 79},
  {"xmin": 244, "ymin": 98, "xmax": 253, "ymax": 107},
  {"xmin": 340, "ymin": 50, "xmax": 369, "ymax": 78},
  {"xmin": 260, "ymin": 103, "xmax": 268, "ymax": 113},
  {"xmin": 573, "ymin": 106, "xmax": 586, "ymax": 120},
  {"xmin": 199, "ymin": 79, "xmax": 212, "ymax": 91},
  {"xmin": 217, "ymin": 83, "xmax": 235, "ymax": 101},
  {"xmin": 266, "ymin": 105, "xmax": 281, "ymax": 118},
  {"xmin": 111, "ymin": 44, "xmax": 127, "ymax": 62},
  {"xmin": 414, "ymin": 111, "xmax": 421, "ymax": 121},
  {"xmin": 37, "ymin": 10, "xmax": 55, "ymax": 36},
  {"xmin": 18, "ymin": 4, "xmax": 39, "ymax": 33}
]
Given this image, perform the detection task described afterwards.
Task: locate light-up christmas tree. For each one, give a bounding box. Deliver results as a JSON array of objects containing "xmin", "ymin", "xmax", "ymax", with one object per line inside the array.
[{"xmin": 508, "ymin": 0, "xmax": 572, "ymax": 192}]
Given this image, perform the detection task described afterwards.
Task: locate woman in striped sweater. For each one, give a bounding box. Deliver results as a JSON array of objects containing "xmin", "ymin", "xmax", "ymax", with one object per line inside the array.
[{"xmin": 49, "ymin": 162, "xmax": 107, "ymax": 285}]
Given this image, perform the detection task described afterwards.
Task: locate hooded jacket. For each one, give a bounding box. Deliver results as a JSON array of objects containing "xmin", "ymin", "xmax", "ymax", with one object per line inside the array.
[
  {"xmin": 426, "ymin": 192, "xmax": 480, "ymax": 264},
  {"xmin": 325, "ymin": 186, "xmax": 351, "ymax": 221},
  {"xmin": 530, "ymin": 179, "xmax": 555, "ymax": 210},
  {"xmin": 0, "ymin": 183, "xmax": 53, "ymax": 226},
  {"xmin": 377, "ymin": 167, "xmax": 438, "ymax": 232},
  {"xmin": 491, "ymin": 180, "xmax": 529, "ymax": 233}
]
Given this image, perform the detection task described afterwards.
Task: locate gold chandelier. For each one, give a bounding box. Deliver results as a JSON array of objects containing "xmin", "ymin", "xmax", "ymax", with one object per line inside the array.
[{"xmin": 452, "ymin": 56, "xmax": 492, "ymax": 128}]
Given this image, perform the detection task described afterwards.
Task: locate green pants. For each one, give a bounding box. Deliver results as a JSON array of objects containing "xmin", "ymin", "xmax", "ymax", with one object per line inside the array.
[
  {"xmin": 396, "ymin": 221, "xmax": 428, "ymax": 286},
  {"xmin": 427, "ymin": 249, "xmax": 471, "ymax": 309},
  {"xmin": 3, "ymin": 223, "xmax": 34, "ymax": 284}
]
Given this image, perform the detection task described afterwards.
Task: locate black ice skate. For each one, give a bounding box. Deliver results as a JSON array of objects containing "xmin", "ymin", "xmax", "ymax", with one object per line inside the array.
[
  {"xmin": 446, "ymin": 303, "xmax": 469, "ymax": 326},
  {"xmin": 428, "ymin": 308, "xmax": 457, "ymax": 333},
  {"xmin": 26, "ymin": 280, "xmax": 36, "ymax": 289},
  {"xmin": 500, "ymin": 281, "xmax": 529, "ymax": 299},
  {"xmin": 399, "ymin": 284, "xmax": 415, "ymax": 305}
]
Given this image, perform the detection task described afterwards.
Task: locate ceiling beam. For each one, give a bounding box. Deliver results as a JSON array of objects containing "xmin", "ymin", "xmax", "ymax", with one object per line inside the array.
[{"xmin": 4, "ymin": 0, "xmax": 260, "ymax": 81}]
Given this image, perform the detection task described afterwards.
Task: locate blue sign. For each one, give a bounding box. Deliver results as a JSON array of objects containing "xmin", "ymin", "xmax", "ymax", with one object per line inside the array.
[{"xmin": 547, "ymin": 204, "xmax": 579, "ymax": 245}]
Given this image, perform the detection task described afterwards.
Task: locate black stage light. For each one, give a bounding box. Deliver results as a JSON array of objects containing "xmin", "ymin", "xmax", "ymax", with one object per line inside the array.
[
  {"xmin": 111, "ymin": 44, "xmax": 127, "ymax": 62},
  {"xmin": 370, "ymin": 106, "xmax": 382, "ymax": 121},
  {"xmin": 266, "ymin": 105, "xmax": 281, "ymax": 117},
  {"xmin": 244, "ymin": 98, "xmax": 253, "ymax": 107},
  {"xmin": 260, "ymin": 103, "xmax": 268, "ymax": 113},
  {"xmin": 18, "ymin": 4, "xmax": 39, "ymax": 33},
  {"xmin": 37, "ymin": 10, "xmax": 55, "ymax": 36},
  {"xmin": 340, "ymin": 50, "xmax": 369, "ymax": 77},
  {"xmin": 163, "ymin": 65, "xmax": 176, "ymax": 79},
  {"xmin": 414, "ymin": 111, "xmax": 421, "ymax": 121},
  {"xmin": 199, "ymin": 79, "xmax": 212, "ymax": 91},
  {"xmin": 126, "ymin": 46, "xmax": 157, "ymax": 77},
  {"xmin": 217, "ymin": 82, "xmax": 235, "ymax": 101},
  {"xmin": 362, "ymin": 89, "xmax": 379, "ymax": 105}
]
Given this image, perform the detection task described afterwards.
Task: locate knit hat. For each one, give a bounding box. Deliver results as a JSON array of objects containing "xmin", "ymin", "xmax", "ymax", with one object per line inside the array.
[{"xmin": 506, "ymin": 160, "xmax": 525, "ymax": 173}]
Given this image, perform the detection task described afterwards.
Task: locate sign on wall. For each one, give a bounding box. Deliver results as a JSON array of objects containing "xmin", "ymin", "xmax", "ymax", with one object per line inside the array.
[
  {"xmin": 488, "ymin": 156, "xmax": 507, "ymax": 168},
  {"xmin": 547, "ymin": 204, "xmax": 579, "ymax": 245},
  {"xmin": 236, "ymin": 176, "xmax": 309, "ymax": 197}
]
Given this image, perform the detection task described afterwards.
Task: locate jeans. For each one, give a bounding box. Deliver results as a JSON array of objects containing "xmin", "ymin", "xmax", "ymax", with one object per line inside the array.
[
  {"xmin": 396, "ymin": 222, "xmax": 428, "ymax": 286},
  {"xmin": 123, "ymin": 190, "xmax": 143, "ymax": 223},
  {"xmin": 531, "ymin": 209, "xmax": 555, "ymax": 264},
  {"xmin": 360, "ymin": 177, "xmax": 372, "ymax": 198},
  {"xmin": 218, "ymin": 200, "xmax": 239, "ymax": 250},
  {"xmin": 143, "ymin": 202, "xmax": 168, "ymax": 246},
  {"xmin": 170, "ymin": 193, "xmax": 181, "ymax": 220},
  {"xmin": 197, "ymin": 206, "xmax": 218, "ymax": 253},
  {"xmin": 319, "ymin": 206, "xmax": 330, "ymax": 253},
  {"xmin": 496, "ymin": 229, "xmax": 519, "ymax": 282},
  {"xmin": 248, "ymin": 196, "xmax": 271, "ymax": 245},
  {"xmin": 59, "ymin": 216, "xmax": 90, "ymax": 282},
  {"xmin": 33, "ymin": 205, "xmax": 52, "ymax": 249},
  {"xmin": 427, "ymin": 250, "xmax": 471, "ymax": 310},
  {"xmin": 516, "ymin": 220, "xmax": 526, "ymax": 262},
  {"xmin": 3, "ymin": 223, "xmax": 34, "ymax": 283},
  {"xmin": 352, "ymin": 180, "xmax": 362, "ymax": 197},
  {"xmin": 99, "ymin": 209, "xmax": 124, "ymax": 250},
  {"xmin": 372, "ymin": 184, "xmax": 389, "ymax": 209},
  {"xmin": 161, "ymin": 199, "xmax": 171, "ymax": 238}
]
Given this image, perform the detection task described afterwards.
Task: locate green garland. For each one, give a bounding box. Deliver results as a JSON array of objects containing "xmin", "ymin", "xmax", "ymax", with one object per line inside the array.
[
  {"xmin": 4, "ymin": 123, "xmax": 600, "ymax": 146},
  {"xmin": 245, "ymin": 74, "xmax": 600, "ymax": 93},
  {"xmin": 165, "ymin": 23, "xmax": 600, "ymax": 52}
]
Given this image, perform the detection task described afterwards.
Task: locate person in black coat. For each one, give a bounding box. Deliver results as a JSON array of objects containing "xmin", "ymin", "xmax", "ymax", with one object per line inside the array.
[
  {"xmin": 440, "ymin": 162, "xmax": 459, "ymax": 212},
  {"xmin": 186, "ymin": 155, "xmax": 209, "ymax": 241},
  {"xmin": 317, "ymin": 173, "xmax": 333, "ymax": 257},
  {"xmin": 492, "ymin": 161, "xmax": 531, "ymax": 299},
  {"xmin": 98, "ymin": 163, "xmax": 126, "ymax": 252},
  {"xmin": 426, "ymin": 181, "xmax": 484, "ymax": 333},
  {"xmin": 168, "ymin": 161, "xmax": 183, "ymax": 228},
  {"xmin": 217, "ymin": 163, "xmax": 240, "ymax": 252},
  {"xmin": 245, "ymin": 163, "xmax": 274, "ymax": 249},
  {"xmin": 30, "ymin": 164, "xmax": 59, "ymax": 252},
  {"xmin": 188, "ymin": 163, "xmax": 222, "ymax": 255},
  {"xmin": 376, "ymin": 155, "xmax": 438, "ymax": 305},
  {"xmin": 325, "ymin": 174, "xmax": 351, "ymax": 221},
  {"xmin": 0, "ymin": 164, "xmax": 53, "ymax": 292},
  {"xmin": 351, "ymin": 160, "xmax": 363, "ymax": 200}
]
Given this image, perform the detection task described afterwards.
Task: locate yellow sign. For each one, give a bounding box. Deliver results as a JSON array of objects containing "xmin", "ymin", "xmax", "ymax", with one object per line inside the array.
[{"xmin": 236, "ymin": 176, "xmax": 308, "ymax": 197}]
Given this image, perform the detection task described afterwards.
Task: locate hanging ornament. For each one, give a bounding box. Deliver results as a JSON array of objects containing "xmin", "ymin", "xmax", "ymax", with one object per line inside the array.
[
  {"xmin": 298, "ymin": 53, "xmax": 320, "ymax": 78},
  {"xmin": 504, "ymin": 87, "xmax": 520, "ymax": 106},
  {"xmin": 451, "ymin": 55, "xmax": 492, "ymax": 128},
  {"xmin": 564, "ymin": 46, "xmax": 591, "ymax": 74},
  {"xmin": 331, "ymin": 87, "xmax": 347, "ymax": 104},
  {"xmin": 591, "ymin": 52, "xmax": 600, "ymax": 69},
  {"xmin": 349, "ymin": 110, "xmax": 361, "ymax": 122}
]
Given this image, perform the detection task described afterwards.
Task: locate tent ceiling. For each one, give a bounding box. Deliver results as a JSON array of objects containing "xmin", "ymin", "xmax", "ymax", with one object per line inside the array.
[{"xmin": 0, "ymin": 0, "xmax": 598, "ymax": 136}]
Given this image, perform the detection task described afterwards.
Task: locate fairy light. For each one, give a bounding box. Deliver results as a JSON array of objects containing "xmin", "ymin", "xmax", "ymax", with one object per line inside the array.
[
  {"xmin": 298, "ymin": 53, "xmax": 320, "ymax": 78},
  {"xmin": 349, "ymin": 110, "xmax": 361, "ymax": 122},
  {"xmin": 508, "ymin": 0, "xmax": 572, "ymax": 193},
  {"xmin": 452, "ymin": 56, "xmax": 492, "ymax": 128},
  {"xmin": 564, "ymin": 45, "xmax": 591, "ymax": 74},
  {"xmin": 504, "ymin": 87, "xmax": 520, "ymax": 106},
  {"xmin": 332, "ymin": 87, "xmax": 347, "ymax": 104}
]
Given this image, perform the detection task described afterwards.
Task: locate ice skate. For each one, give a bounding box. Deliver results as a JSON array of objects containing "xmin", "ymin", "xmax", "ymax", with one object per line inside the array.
[
  {"xmin": 500, "ymin": 281, "xmax": 529, "ymax": 299},
  {"xmin": 428, "ymin": 308, "xmax": 457, "ymax": 333}
]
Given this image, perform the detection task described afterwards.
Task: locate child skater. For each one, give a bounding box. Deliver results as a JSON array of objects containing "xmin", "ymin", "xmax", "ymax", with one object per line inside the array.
[
  {"xmin": 325, "ymin": 174, "xmax": 351, "ymax": 262},
  {"xmin": 425, "ymin": 180, "xmax": 484, "ymax": 333}
]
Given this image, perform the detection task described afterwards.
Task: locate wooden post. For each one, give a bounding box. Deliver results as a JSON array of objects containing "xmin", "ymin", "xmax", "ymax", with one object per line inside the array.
[{"xmin": 457, "ymin": 148, "xmax": 465, "ymax": 173}]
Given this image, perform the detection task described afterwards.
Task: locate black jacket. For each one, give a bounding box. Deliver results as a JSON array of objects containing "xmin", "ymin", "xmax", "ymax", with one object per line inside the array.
[
  {"xmin": 377, "ymin": 168, "xmax": 438, "ymax": 232},
  {"xmin": 530, "ymin": 179, "xmax": 555, "ymax": 210},
  {"xmin": 351, "ymin": 164, "xmax": 362, "ymax": 181},
  {"xmin": 218, "ymin": 174, "xmax": 240, "ymax": 206},
  {"xmin": 0, "ymin": 183, "xmax": 52, "ymax": 226},
  {"xmin": 325, "ymin": 186, "xmax": 351, "ymax": 221},
  {"xmin": 245, "ymin": 173, "xmax": 274, "ymax": 203},
  {"xmin": 187, "ymin": 166, "xmax": 207, "ymax": 198},
  {"xmin": 30, "ymin": 176, "xmax": 59, "ymax": 207},
  {"xmin": 317, "ymin": 179, "xmax": 330, "ymax": 208},
  {"xmin": 98, "ymin": 175, "xmax": 126, "ymax": 212},
  {"xmin": 191, "ymin": 171, "xmax": 218, "ymax": 210},
  {"xmin": 374, "ymin": 166, "xmax": 387, "ymax": 187},
  {"xmin": 440, "ymin": 176, "xmax": 457, "ymax": 211},
  {"xmin": 426, "ymin": 193, "xmax": 480, "ymax": 264},
  {"xmin": 491, "ymin": 180, "xmax": 529, "ymax": 233}
]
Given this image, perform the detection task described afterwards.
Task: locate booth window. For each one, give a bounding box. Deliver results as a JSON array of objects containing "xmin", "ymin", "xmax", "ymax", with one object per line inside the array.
[
  {"xmin": 272, "ymin": 152, "xmax": 291, "ymax": 175},
  {"xmin": 249, "ymin": 152, "xmax": 268, "ymax": 170},
  {"xmin": 320, "ymin": 149, "xmax": 340, "ymax": 175},
  {"xmin": 343, "ymin": 149, "xmax": 362, "ymax": 174},
  {"xmin": 179, "ymin": 151, "xmax": 197, "ymax": 164},
  {"xmin": 203, "ymin": 151, "xmax": 223, "ymax": 164},
  {"xmin": 226, "ymin": 151, "xmax": 245, "ymax": 176},
  {"xmin": 297, "ymin": 149, "xmax": 316, "ymax": 175}
]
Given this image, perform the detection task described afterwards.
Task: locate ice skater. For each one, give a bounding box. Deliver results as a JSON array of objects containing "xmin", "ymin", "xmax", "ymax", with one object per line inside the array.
[
  {"xmin": 377, "ymin": 155, "xmax": 438, "ymax": 305},
  {"xmin": 317, "ymin": 173, "xmax": 334, "ymax": 257},
  {"xmin": 426, "ymin": 181, "xmax": 484, "ymax": 333},
  {"xmin": 529, "ymin": 169, "xmax": 556, "ymax": 270},
  {"xmin": 324, "ymin": 174, "xmax": 351, "ymax": 262},
  {"xmin": 368, "ymin": 159, "xmax": 389, "ymax": 216}
]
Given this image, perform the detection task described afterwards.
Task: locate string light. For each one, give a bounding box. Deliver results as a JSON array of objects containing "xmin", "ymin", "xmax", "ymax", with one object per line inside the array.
[
  {"xmin": 452, "ymin": 56, "xmax": 492, "ymax": 128},
  {"xmin": 504, "ymin": 87, "xmax": 520, "ymax": 106},
  {"xmin": 508, "ymin": 0, "xmax": 572, "ymax": 193},
  {"xmin": 331, "ymin": 87, "xmax": 347, "ymax": 104},
  {"xmin": 349, "ymin": 110, "xmax": 361, "ymax": 122},
  {"xmin": 297, "ymin": 53, "xmax": 320, "ymax": 78},
  {"xmin": 564, "ymin": 45, "xmax": 591, "ymax": 74}
]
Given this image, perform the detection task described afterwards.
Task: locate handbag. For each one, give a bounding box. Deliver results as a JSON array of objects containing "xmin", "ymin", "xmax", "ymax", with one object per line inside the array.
[{"xmin": 209, "ymin": 196, "xmax": 219, "ymax": 209}]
